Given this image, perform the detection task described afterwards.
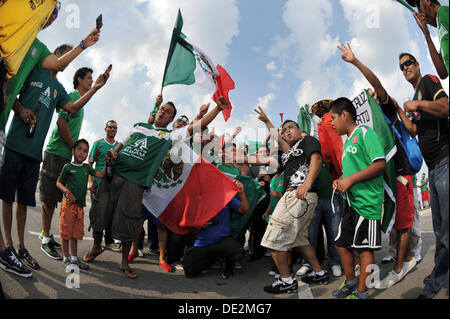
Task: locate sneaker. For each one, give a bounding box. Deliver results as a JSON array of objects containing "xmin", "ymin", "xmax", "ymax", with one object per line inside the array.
[
  {"xmin": 264, "ymin": 278, "xmax": 298, "ymax": 294},
  {"xmin": 375, "ymin": 270, "xmax": 403, "ymax": 289},
  {"xmin": 415, "ymin": 254, "xmax": 422, "ymax": 264},
  {"xmin": 221, "ymin": 261, "xmax": 234, "ymax": 279},
  {"xmin": 39, "ymin": 232, "xmax": 61, "ymax": 249},
  {"xmin": 0, "ymin": 248, "xmax": 32, "ymax": 278},
  {"xmin": 300, "ymin": 271, "xmax": 329, "ymax": 285},
  {"xmin": 138, "ymin": 249, "xmax": 144, "ymax": 257},
  {"xmin": 381, "ymin": 255, "xmax": 395, "ymax": 264},
  {"xmin": 332, "ymin": 279, "xmax": 358, "ymax": 298},
  {"xmin": 331, "ymin": 265, "xmax": 343, "ymax": 277},
  {"xmin": 296, "ymin": 264, "xmax": 312, "ymax": 276},
  {"xmin": 71, "ymin": 258, "xmax": 90, "ymax": 271},
  {"xmin": 105, "ymin": 242, "xmax": 121, "ymax": 252},
  {"xmin": 41, "ymin": 241, "xmax": 62, "ymax": 260},
  {"xmin": 18, "ymin": 248, "xmax": 40, "ymax": 270},
  {"xmin": 172, "ymin": 261, "xmax": 184, "ymax": 271},
  {"xmin": 402, "ymin": 257, "xmax": 417, "ymax": 276},
  {"xmin": 62, "ymin": 258, "xmax": 72, "ymax": 269},
  {"xmin": 346, "ymin": 291, "xmax": 369, "ymax": 299}
]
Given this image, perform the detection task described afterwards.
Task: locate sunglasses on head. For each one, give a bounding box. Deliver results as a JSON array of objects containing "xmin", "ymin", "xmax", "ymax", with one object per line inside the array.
[
  {"xmin": 400, "ymin": 59, "xmax": 416, "ymax": 71},
  {"xmin": 106, "ymin": 125, "xmax": 117, "ymax": 129}
]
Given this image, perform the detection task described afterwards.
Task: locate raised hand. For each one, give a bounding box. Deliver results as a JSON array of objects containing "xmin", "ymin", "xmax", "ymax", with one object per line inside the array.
[
  {"xmin": 337, "ymin": 42, "xmax": 357, "ymax": 64},
  {"xmin": 156, "ymin": 94, "xmax": 163, "ymax": 107},
  {"xmin": 216, "ymin": 97, "xmax": 228, "ymax": 110},
  {"xmin": 413, "ymin": 12, "xmax": 430, "ymax": 36},
  {"xmin": 93, "ymin": 71, "xmax": 110, "ymax": 91},
  {"xmin": 83, "ymin": 28, "xmax": 101, "ymax": 48},
  {"xmin": 254, "ymin": 106, "xmax": 270, "ymax": 124}
]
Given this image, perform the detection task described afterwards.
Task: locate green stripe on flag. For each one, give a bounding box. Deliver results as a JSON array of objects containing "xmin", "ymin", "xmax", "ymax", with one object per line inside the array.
[{"xmin": 162, "ymin": 10, "xmax": 197, "ymax": 87}]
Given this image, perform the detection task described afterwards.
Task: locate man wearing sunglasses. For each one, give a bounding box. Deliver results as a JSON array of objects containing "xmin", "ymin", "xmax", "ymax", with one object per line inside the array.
[
  {"xmin": 408, "ymin": 0, "xmax": 448, "ymax": 79},
  {"xmin": 398, "ymin": 52, "xmax": 448, "ymax": 299},
  {"xmin": 87, "ymin": 120, "xmax": 120, "ymax": 253}
]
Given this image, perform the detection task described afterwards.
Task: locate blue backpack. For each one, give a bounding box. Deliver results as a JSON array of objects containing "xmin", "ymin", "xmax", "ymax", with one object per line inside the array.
[{"xmin": 383, "ymin": 114, "xmax": 423, "ymax": 174}]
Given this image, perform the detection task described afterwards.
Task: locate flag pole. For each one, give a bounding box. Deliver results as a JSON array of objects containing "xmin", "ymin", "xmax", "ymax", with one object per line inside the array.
[{"xmin": 394, "ymin": 0, "xmax": 416, "ymax": 13}]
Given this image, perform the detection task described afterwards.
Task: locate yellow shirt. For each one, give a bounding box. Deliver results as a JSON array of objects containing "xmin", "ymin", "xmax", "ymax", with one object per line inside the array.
[{"xmin": 0, "ymin": 0, "xmax": 56, "ymax": 78}]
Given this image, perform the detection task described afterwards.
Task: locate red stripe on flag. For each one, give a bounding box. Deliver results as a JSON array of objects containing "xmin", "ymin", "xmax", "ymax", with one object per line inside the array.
[
  {"xmin": 213, "ymin": 65, "xmax": 235, "ymax": 122},
  {"xmin": 158, "ymin": 158, "xmax": 238, "ymax": 235}
]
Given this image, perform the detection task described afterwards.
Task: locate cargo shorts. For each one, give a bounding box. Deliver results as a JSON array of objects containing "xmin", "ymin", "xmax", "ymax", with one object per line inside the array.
[
  {"xmin": 89, "ymin": 173, "xmax": 144, "ymax": 243},
  {"xmin": 261, "ymin": 189, "xmax": 318, "ymax": 252}
]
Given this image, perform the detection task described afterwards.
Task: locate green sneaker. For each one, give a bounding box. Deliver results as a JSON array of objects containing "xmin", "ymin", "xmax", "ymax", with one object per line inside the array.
[
  {"xmin": 41, "ymin": 241, "xmax": 62, "ymax": 260},
  {"xmin": 332, "ymin": 279, "xmax": 358, "ymax": 298},
  {"xmin": 40, "ymin": 231, "xmax": 61, "ymax": 249},
  {"xmin": 346, "ymin": 291, "xmax": 369, "ymax": 299}
]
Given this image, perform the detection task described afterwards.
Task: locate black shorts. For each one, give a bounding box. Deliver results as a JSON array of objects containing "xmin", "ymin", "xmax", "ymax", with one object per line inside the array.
[
  {"xmin": 0, "ymin": 147, "xmax": 40, "ymax": 206},
  {"xmin": 335, "ymin": 205, "xmax": 381, "ymax": 250}
]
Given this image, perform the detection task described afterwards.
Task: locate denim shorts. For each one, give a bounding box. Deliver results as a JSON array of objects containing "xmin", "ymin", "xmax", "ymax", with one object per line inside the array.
[{"xmin": 0, "ymin": 147, "xmax": 40, "ymax": 206}]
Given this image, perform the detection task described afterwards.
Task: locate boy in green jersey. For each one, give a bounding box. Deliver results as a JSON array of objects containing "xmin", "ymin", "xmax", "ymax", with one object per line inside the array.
[
  {"xmin": 329, "ymin": 98, "xmax": 387, "ymax": 299},
  {"xmin": 56, "ymin": 139, "xmax": 107, "ymax": 270}
]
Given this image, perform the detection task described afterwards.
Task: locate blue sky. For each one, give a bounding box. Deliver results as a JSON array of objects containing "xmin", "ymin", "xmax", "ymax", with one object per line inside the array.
[{"xmin": 8, "ymin": 0, "xmax": 448, "ymax": 179}]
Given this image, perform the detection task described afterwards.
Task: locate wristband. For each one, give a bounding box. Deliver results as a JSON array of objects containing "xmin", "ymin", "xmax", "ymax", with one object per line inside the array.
[{"xmin": 80, "ymin": 40, "xmax": 86, "ymax": 50}]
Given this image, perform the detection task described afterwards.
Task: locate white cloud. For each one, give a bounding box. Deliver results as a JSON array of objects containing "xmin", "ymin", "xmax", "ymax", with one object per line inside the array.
[{"xmin": 266, "ymin": 61, "xmax": 276, "ymax": 71}]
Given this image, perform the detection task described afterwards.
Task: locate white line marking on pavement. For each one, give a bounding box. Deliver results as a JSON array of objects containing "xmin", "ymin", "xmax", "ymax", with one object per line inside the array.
[
  {"xmin": 28, "ymin": 231, "xmax": 94, "ymax": 241},
  {"xmin": 297, "ymin": 281, "xmax": 314, "ymax": 299}
]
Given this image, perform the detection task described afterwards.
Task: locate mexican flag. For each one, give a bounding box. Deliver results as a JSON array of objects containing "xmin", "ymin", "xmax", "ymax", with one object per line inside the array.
[
  {"xmin": 162, "ymin": 10, "xmax": 235, "ymax": 121},
  {"xmin": 297, "ymin": 104, "xmax": 321, "ymax": 139},
  {"xmin": 350, "ymin": 90, "xmax": 397, "ymax": 233},
  {"xmin": 142, "ymin": 141, "xmax": 239, "ymax": 235}
]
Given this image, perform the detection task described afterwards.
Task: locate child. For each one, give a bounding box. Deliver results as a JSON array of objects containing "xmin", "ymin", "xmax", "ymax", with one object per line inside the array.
[
  {"xmin": 56, "ymin": 139, "xmax": 107, "ymax": 270},
  {"xmin": 329, "ymin": 98, "xmax": 386, "ymax": 299}
]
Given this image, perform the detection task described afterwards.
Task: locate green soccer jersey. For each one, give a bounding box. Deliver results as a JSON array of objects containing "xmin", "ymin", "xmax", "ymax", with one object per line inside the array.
[
  {"xmin": 59, "ymin": 163, "xmax": 96, "ymax": 207},
  {"xmin": 89, "ymin": 138, "xmax": 119, "ymax": 186},
  {"xmin": 113, "ymin": 123, "xmax": 188, "ymax": 188},
  {"xmin": 267, "ymin": 172, "xmax": 284, "ymax": 222},
  {"xmin": 5, "ymin": 66, "xmax": 72, "ymax": 162},
  {"xmin": 1, "ymin": 38, "xmax": 52, "ymax": 131},
  {"xmin": 342, "ymin": 125, "xmax": 385, "ymax": 220},
  {"xmin": 438, "ymin": 6, "xmax": 449, "ymax": 75},
  {"xmin": 420, "ymin": 178, "xmax": 428, "ymax": 192},
  {"xmin": 216, "ymin": 163, "xmax": 242, "ymax": 179},
  {"xmin": 45, "ymin": 90, "xmax": 83, "ymax": 160}
]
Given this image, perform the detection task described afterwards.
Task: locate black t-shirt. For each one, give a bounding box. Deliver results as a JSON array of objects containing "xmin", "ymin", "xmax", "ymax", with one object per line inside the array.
[
  {"xmin": 412, "ymin": 74, "xmax": 449, "ymax": 170},
  {"xmin": 379, "ymin": 95, "xmax": 414, "ymax": 176},
  {"xmin": 280, "ymin": 136, "xmax": 321, "ymax": 192}
]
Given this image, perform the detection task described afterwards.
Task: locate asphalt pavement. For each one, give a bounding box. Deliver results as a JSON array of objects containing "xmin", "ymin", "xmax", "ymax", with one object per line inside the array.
[{"xmin": 0, "ymin": 200, "xmax": 448, "ymax": 301}]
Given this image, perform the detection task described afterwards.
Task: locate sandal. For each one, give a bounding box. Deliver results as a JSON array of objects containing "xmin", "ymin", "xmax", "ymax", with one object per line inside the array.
[
  {"xmin": 120, "ymin": 267, "xmax": 138, "ymax": 279},
  {"xmin": 82, "ymin": 247, "xmax": 105, "ymax": 263}
]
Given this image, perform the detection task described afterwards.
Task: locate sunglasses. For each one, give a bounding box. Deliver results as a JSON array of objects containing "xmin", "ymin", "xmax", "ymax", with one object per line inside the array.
[
  {"xmin": 106, "ymin": 125, "xmax": 117, "ymax": 129},
  {"xmin": 400, "ymin": 59, "xmax": 416, "ymax": 71}
]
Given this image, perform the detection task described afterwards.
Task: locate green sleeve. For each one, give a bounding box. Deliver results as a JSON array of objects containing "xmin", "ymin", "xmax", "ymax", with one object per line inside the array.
[
  {"xmin": 364, "ymin": 128, "xmax": 385, "ymax": 162},
  {"xmin": 36, "ymin": 39, "xmax": 52, "ymax": 69},
  {"xmin": 438, "ymin": 7, "xmax": 449, "ymax": 74},
  {"xmin": 56, "ymin": 84, "xmax": 73, "ymax": 112},
  {"xmin": 58, "ymin": 164, "xmax": 70, "ymax": 184},
  {"xmin": 275, "ymin": 176, "xmax": 284, "ymax": 193},
  {"xmin": 87, "ymin": 164, "xmax": 96, "ymax": 176}
]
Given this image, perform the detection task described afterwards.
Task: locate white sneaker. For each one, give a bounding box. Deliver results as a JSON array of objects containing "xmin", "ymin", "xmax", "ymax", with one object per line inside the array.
[
  {"xmin": 331, "ymin": 265, "xmax": 343, "ymax": 277},
  {"xmin": 138, "ymin": 249, "xmax": 144, "ymax": 257},
  {"xmin": 414, "ymin": 254, "xmax": 422, "ymax": 264},
  {"xmin": 402, "ymin": 257, "xmax": 417, "ymax": 276},
  {"xmin": 296, "ymin": 265, "xmax": 311, "ymax": 276},
  {"xmin": 375, "ymin": 270, "xmax": 403, "ymax": 289}
]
